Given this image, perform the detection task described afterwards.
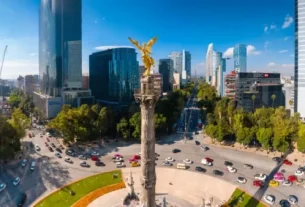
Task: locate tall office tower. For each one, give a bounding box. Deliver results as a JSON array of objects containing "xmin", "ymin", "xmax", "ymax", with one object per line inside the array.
[
  {"xmin": 89, "ymin": 47, "xmax": 139, "ymax": 106},
  {"xmin": 82, "ymin": 73, "xmax": 89, "ymax": 89},
  {"xmin": 233, "ymin": 44, "xmax": 247, "ymax": 72},
  {"xmin": 182, "ymin": 50, "xmax": 191, "ymax": 80},
  {"xmin": 205, "ymin": 43, "xmax": 214, "ymax": 83},
  {"xmin": 39, "ymin": 0, "xmax": 82, "ymax": 97},
  {"xmin": 158, "ymin": 59, "xmax": 174, "ymax": 92},
  {"xmin": 169, "ymin": 52, "xmax": 183, "ymax": 74},
  {"xmin": 295, "ymin": 0, "xmax": 305, "ymax": 119},
  {"xmin": 24, "ymin": 75, "xmax": 37, "ymax": 95},
  {"xmin": 16, "ymin": 75, "xmax": 25, "ymax": 90}
]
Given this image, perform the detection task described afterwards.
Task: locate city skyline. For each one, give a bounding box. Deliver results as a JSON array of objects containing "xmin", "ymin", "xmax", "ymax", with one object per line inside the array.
[{"xmin": 0, "ymin": 0, "xmax": 294, "ymax": 79}]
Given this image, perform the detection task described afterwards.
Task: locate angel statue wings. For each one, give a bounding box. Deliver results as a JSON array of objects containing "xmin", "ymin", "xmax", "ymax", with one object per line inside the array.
[{"xmin": 128, "ymin": 37, "xmax": 158, "ymax": 77}]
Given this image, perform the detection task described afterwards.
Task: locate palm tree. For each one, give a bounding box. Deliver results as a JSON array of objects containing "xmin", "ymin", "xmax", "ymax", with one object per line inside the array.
[
  {"xmin": 271, "ymin": 94, "xmax": 276, "ymax": 108},
  {"xmin": 251, "ymin": 95, "xmax": 256, "ymax": 111}
]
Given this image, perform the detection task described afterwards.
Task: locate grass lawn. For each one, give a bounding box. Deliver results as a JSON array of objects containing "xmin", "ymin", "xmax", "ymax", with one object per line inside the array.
[
  {"xmin": 35, "ymin": 170, "xmax": 122, "ymax": 207},
  {"xmin": 227, "ymin": 188, "xmax": 266, "ymax": 207}
]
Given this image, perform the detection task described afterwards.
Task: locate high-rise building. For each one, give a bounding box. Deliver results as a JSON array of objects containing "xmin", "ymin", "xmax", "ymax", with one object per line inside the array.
[
  {"xmin": 24, "ymin": 75, "xmax": 37, "ymax": 95},
  {"xmin": 233, "ymin": 44, "xmax": 247, "ymax": 72},
  {"xmin": 39, "ymin": 0, "xmax": 82, "ymax": 97},
  {"xmin": 224, "ymin": 71, "xmax": 237, "ymax": 100},
  {"xmin": 139, "ymin": 65, "xmax": 146, "ymax": 77},
  {"xmin": 295, "ymin": 0, "xmax": 305, "ymax": 119},
  {"xmin": 158, "ymin": 59, "xmax": 173, "ymax": 92},
  {"xmin": 16, "ymin": 75, "xmax": 24, "ymax": 90},
  {"xmin": 89, "ymin": 47, "xmax": 139, "ymax": 106},
  {"xmin": 82, "ymin": 73, "xmax": 89, "ymax": 89},
  {"xmin": 169, "ymin": 52, "xmax": 182, "ymax": 74},
  {"xmin": 173, "ymin": 72, "xmax": 181, "ymax": 90},
  {"xmin": 205, "ymin": 43, "xmax": 214, "ymax": 83},
  {"xmin": 182, "ymin": 50, "xmax": 191, "ymax": 81}
]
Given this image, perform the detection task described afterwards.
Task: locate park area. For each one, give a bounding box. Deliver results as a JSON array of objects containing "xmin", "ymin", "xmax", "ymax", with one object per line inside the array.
[
  {"xmin": 34, "ymin": 170, "xmax": 124, "ymax": 207},
  {"xmin": 227, "ymin": 188, "xmax": 266, "ymax": 207}
]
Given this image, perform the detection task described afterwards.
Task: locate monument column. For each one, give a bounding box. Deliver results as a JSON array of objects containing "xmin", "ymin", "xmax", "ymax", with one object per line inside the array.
[{"xmin": 134, "ymin": 75, "xmax": 160, "ymax": 207}]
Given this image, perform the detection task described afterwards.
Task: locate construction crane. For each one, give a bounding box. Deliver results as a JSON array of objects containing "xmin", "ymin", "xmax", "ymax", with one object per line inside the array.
[{"xmin": 0, "ymin": 45, "xmax": 8, "ymax": 113}]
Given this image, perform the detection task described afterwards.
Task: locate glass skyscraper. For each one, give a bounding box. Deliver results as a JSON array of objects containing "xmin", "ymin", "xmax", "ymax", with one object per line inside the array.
[
  {"xmin": 233, "ymin": 44, "xmax": 247, "ymax": 72},
  {"xmin": 89, "ymin": 47, "xmax": 139, "ymax": 103},
  {"xmin": 295, "ymin": 0, "xmax": 305, "ymax": 119},
  {"xmin": 205, "ymin": 43, "xmax": 214, "ymax": 83},
  {"xmin": 39, "ymin": 0, "xmax": 82, "ymax": 97},
  {"xmin": 158, "ymin": 59, "xmax": 174, "ymax": 92}
]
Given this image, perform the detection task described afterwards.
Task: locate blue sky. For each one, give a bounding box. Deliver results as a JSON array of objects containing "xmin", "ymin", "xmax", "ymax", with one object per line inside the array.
[{"xmin": 0, "ymin": 0, "xmax": 294, "ymax": 78}]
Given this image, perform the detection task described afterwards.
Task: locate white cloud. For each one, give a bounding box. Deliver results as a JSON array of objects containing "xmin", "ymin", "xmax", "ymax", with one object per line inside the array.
[
  {"xmin": 279, "ymin": 50, "xmax": 288, "ymax": 53},
  {"xmin": 270, "ymin": 24, "xmax": 277, "ymax": 29},
  {"xmin": 29, "ymin": 53, "xmax": 36, "ymax": 56},
  {"xmin": 223, "ymin": 47, "xmax": 234, "ymax": 58},
  {"xmin": 94, "ymin": 45, "xmax": 134, "ymax": 50},
  {"xmin": 264, "ymin": 26, "xmax": 268, "ymax": 33},
  {"xmin": 2, "ymin": 60, "xmax": 38, "ymax": 79},
  {"xmin": 247, "ymin": 45, "xmax": 261, "ymax": 55},
  {"xmin": 268, "ymin": 62, "xmax": 276, "ymax": 67},
  {"xmin": 282, "ymin": 14, "xmax": 293, "ymax": 29}
]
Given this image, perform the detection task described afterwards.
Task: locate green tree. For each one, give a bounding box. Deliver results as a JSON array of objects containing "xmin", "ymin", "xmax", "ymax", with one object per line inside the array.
[
  {"xmin": 116, "ymin": 118, "xmax": 130, "ymax": 139},
  {"xmin": 236, "ymin": 127, "xmax": 253, "ymax": 146},
  {"xmin": 129, "ymin": 112, "xmax": 141, "ymax": 139},
  {"xmin": 19, "ymin": 94, "xmax": 35, "ymax": 117},
  {"xmin": 297, "ymin": 123, "xmax": 305, "ymax": 152},
  {"xmin": 205, "ymin": 124, "xmax": 218, "ymax": 140},
  {"xmin": 8, "ymin": 108, "xmax": 30, "ymax": 138},
  {"xmin": 271, "ymin": 94, "xmax": 276, "ymax": 108},
  {"xmin": 8, "ymin": 89, "xmax": 23, "ymax": 108},
  {"xmin": 154, "ymin": 113, "xmax": 167, "ymax": 135},
  {"xmin": 256, "ymin": 127, "xmax": 273, "ymax": 150}
]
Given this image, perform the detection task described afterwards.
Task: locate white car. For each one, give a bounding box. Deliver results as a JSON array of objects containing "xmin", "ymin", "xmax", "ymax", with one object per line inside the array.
[
  {"xmin": 254, "ymin": 174, "xmax": 267, "ymax": 181},
  {"xmin": 288, "ymin": 195, "xmax": 298, "ymax": 205},
  {"xmin": 227, "ymin": 166, "xmax": 237, "ymax": 173},
  {"xmin": 64, "ymin": 157, "xmax": 73, "ymax": 163},
  {"xmin": 165, "ymin": 157, "xmax": 175, "ymax": 162},
  {"xmin": 163, "ymin": 161, "xmax": 173, "ymax": 166},
  {"xmin": 264, "ymin": 195, "xmax": 275, "ymax": 205},
  {"xmin": 282, "ymin": 180, "xmax": 292, "ymax": 186},
  {"xmin": 21, "ymin": 159, "xmax": 27, "ymax": 167},
  {"xmin": 201, "ymin": 159, "xmax": 212, "ymax": 166},
  {"xmin": 138, "ymin": 152, "xmax": 141, "ymax": 156},
  {"xmin": 13, "ymin": 177, "xmax": 20, "ymax": 186},
  {"xmin": 116, "ymin": 162, "xmax": 126, "ymax": 168},
  {"xmin": 35, "ymin": 144, "xmax": 40, "ymax": 151},
  {"xmin": 237, "ymin": 177, "xmax": 247, "ymax": 184},
  {"xmin": 113, "ymin": 157, "xmax": 124, "ymax": 163},
  {"xmin": 183, "ymin": 159, "xmax": 193, "ymax": 164},
  {"xmin": 0, "ymin": 183, "xmax": 6, "ymax": 192},
  {"xmin": 78, "ymin": 155, "xmax": 87, "ymax": 160},
  {"xmin": 55, "ymin": 152, "xmax": 61, "ymax": 158},
  {"xmin": 91, "ymin": 151, "xmax": 100, "ymax": 156},
  {"xmin": 295, "ymin": 170, "xmax": 304, "ymax": 176},
  {"xmin": 80, "ymin": 161, "xmax": 89, "ymax": 167}
]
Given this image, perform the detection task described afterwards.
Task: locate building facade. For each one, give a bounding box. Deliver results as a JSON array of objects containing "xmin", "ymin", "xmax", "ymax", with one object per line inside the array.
[
  {"xmin": 24, "ymin": 75, "xmax": 37, "ymax": 95},
  {"xmin": 169, "ymin": 52, "xmax": 183, "ymax": 74},
  {"xmin": 233, "ymin": 44, "xmax": 247, "ymax": 72},
  {"xmin": 82, "ymin": 73, "xmax": 89, "ymax": 89},
  {"xmin": 139, "ymin": 65, "xmax": 146, "ymax": 78},
  {"xmin": 295, "ymin": 0, "xmax": 305, "ymax": 119},
  {"xmin": 173, "ymin": 72, "xmax": 181, "ymax": 90},
  {"xmin": 89, "ymin": 47, "xmax": 139, "ymax": 105},
  {"xmin": 16, "ymin": 75, "xmax": 24, "ymax": 90},
  {"xmin": 235, "ymin": 72, "xmax": 284, "ymax": 111},
  {"xmin": 158, "ymin": 59, "xmax": 173, "ymax": 92},
  {"xmin": 283, "ymin": 83, "xmax": 295, "ymax": 115},
  {"xmin": 182, "ymin": 50, "xmax": 191, "ymax": 81},
  {"xmin": 39, "ymin": 0, "xmax": 82, "ymax": 97},
  {"xmin": 224, "ymin": 71, "xmax": 237, "ymax": 100}
]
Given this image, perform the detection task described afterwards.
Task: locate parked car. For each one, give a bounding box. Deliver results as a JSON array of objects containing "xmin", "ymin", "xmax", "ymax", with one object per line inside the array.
[
  {"xmin": 279, "ymin": 199, "xmax": 291, "ymax": 207},
  {"xmin": 224, "ymin": 161, "xmax": 233, "ymax": 166},
  {"xmin": 195, "ymin": 166, "xmax": 206, "ymax": 173},
  {"xmin": 227, "ymin": 166, "xmax": 237, "ymax": 173},
  {"xmin": 183, "ymin": 159, "xmax": 193, "ymax": 164},
  {"xmin": 253, "ymin": 180, "xmax": 264, "ymax": 187},
  {"xmin": 21, "ymin": 159, "xmax": 27, "ymax": 167},
  {"xmin": 0, "ymin": 183, "xmax": 6, "ymax": 192},
  {"xmin": 264, "ymin": 194, "xmax": 275, "ymax": 205},
  {"xmin": 254, "ymin": 174, "xmax": 267, "ymax": 181},
  {"xmin": 288, "ymin": 195, "xmax": 298, "ymax": 205},
  {"xmin": 16, "ymin": 193, "xmax": 27, "ymax": 207},
  {"xmin": 13, "ymin": 177, "xmax": 21, "ymax": 186},
  {"xmin": 80, "ymin": 161, "xmax": 89, "ymax": 167},
  {"xmin": 237, "ymin": 177, "xmax": 247, "ymax": 184},
  {"xmin": 64, "ymin": 157, "xmax": 73, "ymax": 163},
  {"xmin": 201, "ymin": 159, "xmax": 213, "ymax": 166},
  {"xmin": 78, "ymin": 155, "xmax": 87, "ymax": 160},
  {"xmin": 163, "ymin": 161, "xmax": 173, "ymax": 166},
  {"xmin": 213, "ymin": 170, "xmax": 223, "ymax": 176},
  {"xmin": 55, "ymin": 152, "xmax": 61, "ymax": 158},
  {"xmin": 95, "ymin": 161, "xmax": 105, "ymax": 166},
  {"xmin": 288, "ymin": 175, "xmax": 297, "ymax": 182},
  {"xmin": 46, "ymin": 137, "xmax": 50, "ymax": 142},
  {"xmin": 284, "ymin": 160, "xmax": 292, "ymax": 166},
  {"xmin": 116, "ymin": 162, "xmax": 126, "ymax": 168},
  {"xmin": 269, "ymin": 180, "xmax": 279, "ymax": 187},
  {"xmin": 295, "ymin": 169, "xmax": 304, "ymax": 176},
  {"xmin": 282, "ymin": 180, "xmax": 292, "ymax": 186},
  {"xmin": 165, "ymin": 157, "xmax": 175, "ymax": 162},
  {"xmin": 172, "ymin": 149, "xmax": 181, "ymax": 153},
  {"xmin": 91, "ymin": 155, "xmax": 99, "ymax": 161}
]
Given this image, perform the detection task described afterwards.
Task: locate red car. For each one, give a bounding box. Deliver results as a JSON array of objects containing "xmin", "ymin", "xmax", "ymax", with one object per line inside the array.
[
  {"xmin": 129, "ymin": 158, "xmax": 139, "ymax": 163},
  {"xmin": 283, "ymin": 160, "xmax": 292, "ymax": 166},
  {"xmin": 205, "ymin": 157, "xmax": 214, "ymax": 162},
  {"xmin": 114, "ymin": 154, "xmax": 123, "ymax": 158},
  {"xmin": 288, "ymin": 175, "xmax": 297, "ymax": 182},
  {"xmin": 133, "ymin": 155, "xmax": 141, "ymax": 160},
  {"xmin": 253, "ymin": 180, "xmax": 264, "ymax": 187},
  {"xmin": 91, "ymin": 155, "xmax": 99, "ymax": 161}
]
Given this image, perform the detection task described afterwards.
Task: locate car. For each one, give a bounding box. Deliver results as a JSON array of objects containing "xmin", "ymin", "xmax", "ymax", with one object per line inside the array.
[
  {"xmin": 91, "ymin": 151, "xmax": 100, "ymax": 156},
  {"xmin": 59, "ymin": 145, "xmax": 64, "ymax": 150},
  {"xmin": 129, "ymin": 158, "xmax": 138, "ymax": 163},
  {"xmin": 51, "ymin": 143, "xmax": 56, "ymax": 148},
  {"xmin": 243, "ymin": 164, "xmax": 253, "ymax": 169},
  {"xmin": 227, "ymin": 166, "xmax": 237, "ymax": 173},
  {"xmin": 284, "ymin": 159, "xmax": 292, "ymax": 166},
  {"xmin": 205, "ymin": 157, "xmax": 213, "ymax": 162},
  {"xmin": 254, "ymin": 174, "xmax": 267, "ymax": 181},
  {"xmin": 55, "ymin": 152, "xmax": 61, "ymax": 158},
  {"xmin": 282, "ymin": 180, "xmax": 292, "ymax": 186},
  {"xmin": 253, "ymin": 180, "xmax": 264, "ymax": 187},
  {"xmin": 46, "ymin": 137, "xmax": 50, "ymax": 142},
  {"xmin": 131, "ymin": 162, "xmax": 140, "ymax": 167},
  {"xmin": 201, "ymin": 159, "xmax": 213, "ymax": 166},
  {"xmin": 165, "ymin": 157, "xmax": 175, "ymax": 162},
  {"xmin": 55, "ymin": 148, "xmax": 62, "ymax": 153},
  {"xmin": 269, "ymin": 180, "xmax": 279, "ymax": 187},
  {"xmin": 264, "ymin": 194, "xmax": 275, "ymax": 205},
  {"xmin": 0, "ymin": 183, "xmax": 6, "ymax": 192},
  {"xmin": 288, "ymin": 175, "xmax": 297, "ymax": 182},
  {"xmin": 163, "ymin": 161, "xmax": 173, "ymax": 166},
  {"xmin": 172, "ymin": 149, "xmax": 181, "ymax": 153},
  {"xmin": 274, "ymin": 176, "xmax": 285, "ymax": 182},
  {"xmin": 35, "ymin": 144, "xmax": 40, "ymax": 151},
  {"xmin": 224, "ymin": 161, "xmax": 233, "ymax": 166},
  {"xmin": 64, "ymin": 157, "xmax": 73, "ymax": 163},
  {"xmin": 80, "ymin": 161, "xmax": 89, "ymax": 167},
  {"xmin": 272, "ymin": 157, "xmax": 281, "ymax": 163},
  {"xmin": 112, "ymin": 154, "xmax": 123, "ymax": 159},
  {"xmin": 237, "ymin": 177, "xmax": 247, "ymax": 184},
  {"xmin": 66, "ymin": 150, "xmax": 76, "ymax": 157},
  {"xmin": 116, "ymin": 162, "xmax": 126, "ymax": 168},
  {"xmin": 78, "ymin": 155, "xmax": 87, "ymax": 160},
  {"xmin": 183, "ymin": 159, "xmax": 193, "ymax": 164},
  {"xmin": 195, "ymin": 166, "xmax": 206, "ymax": 173},
  {"xmin": 91, "ymin": 155, "xmax": 99, "ymax": 161},
  {"xmin": 213, "ymin": 170, "xmax": 223, "ymax": 176},
  {"xmin": 133, "ymin": 155, "xmax": 141, "ymax": 160},
  {"xmin": 296, "ymin": 178, "xmax": 304, "ymax": 185},
  {"xmin": 48, "ymin": 147, "xmax": 53, "ymax": 152},
  {"xmin": 200, "ymin": 145, "xmax": 209, "ymax": 151},
  {"xmin": 45, "ymin": 142, "xmax": 48, "ymax": 147},
  {"xmin": 16, "ymin": 193, "xmax": 27, "ymax": 207},
  {"xmin": 113, "ymin": 157, "xmax": 124, "ymax": 162},
  {"xmin": 195, "ymin": 141, "xmax": 200, "ymax": 145},
  {"xmin": 95, "ymin": 161, "xmax": 105, "ymax": 166},
  {"xmin": 274, "ymin": 172, "xmax": 284, "ymax": 177},
  {"xmin": 279, "ymin": 199, "xmax": 291, "ymax": 207},
  {"xmin": 288, "ymin": 195, "xmax": 298, "ymax": 205},
  {"xmin": 13, "ymin": 177, "xmax": 21, "ymax": 186},
  {"xmin": 298, "ymin": 167, "xmax": 305, "ymax": 171},
  {"xmin": 21, "ymin": 159, "xmax": 27, "ymax": 167},
  {"xmin": 295, "ymin": 169, "xmax": 304, "ymax": 176}
]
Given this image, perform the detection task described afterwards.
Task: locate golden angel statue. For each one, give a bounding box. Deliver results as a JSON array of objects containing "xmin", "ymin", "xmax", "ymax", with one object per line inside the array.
[{"xmin": 128, "ymin": 37, "xmax": 158, "ymax": 77}]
